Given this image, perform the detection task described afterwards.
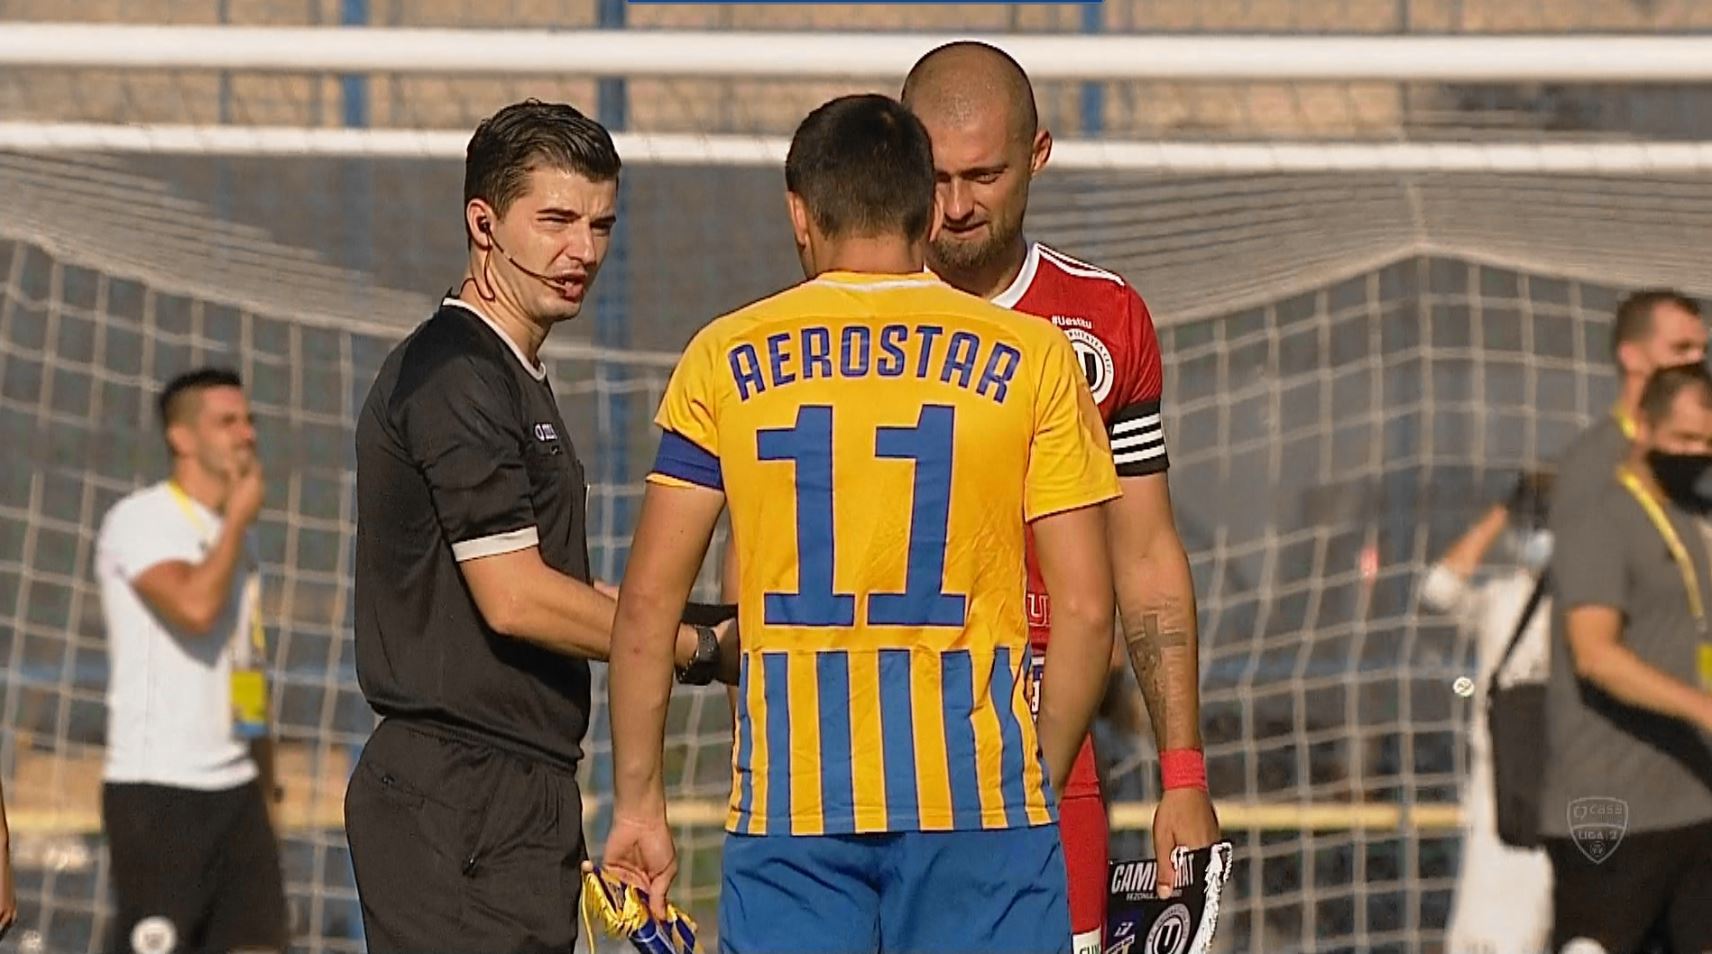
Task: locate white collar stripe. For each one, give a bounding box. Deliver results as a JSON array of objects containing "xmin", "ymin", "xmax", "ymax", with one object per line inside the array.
[
  {"xmin": 1035, "ymin": 244, "xmax": 1125, "ymax": 286},
  {"xmin": 989, "ymin": 241, "xmax": 1042, "ymax": 309},
  {"xmin": 441, "ymin": 297, "xmax": 548, "ymax": 382}
]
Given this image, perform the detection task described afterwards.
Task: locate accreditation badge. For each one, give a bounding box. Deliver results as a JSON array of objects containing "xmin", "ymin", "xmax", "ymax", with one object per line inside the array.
[
  {"xmin": 230, "ymin": 573, "xmax": 269, "ymax": 739},
  {"xmin": 231, "ymin": 666, "xmax": 269, "ymax": 739}
]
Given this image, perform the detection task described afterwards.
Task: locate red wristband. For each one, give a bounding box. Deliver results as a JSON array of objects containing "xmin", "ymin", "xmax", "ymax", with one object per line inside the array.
[{"xmin": 1160, "ymin": 749, "xmax": 1208, "ymax": 791}]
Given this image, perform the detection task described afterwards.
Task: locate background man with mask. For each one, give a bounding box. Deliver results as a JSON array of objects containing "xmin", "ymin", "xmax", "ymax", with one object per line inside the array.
[
  {"xmin": 1418, "ymin": 470, "xmax": 1555, "ymax": 954},
  {"xmin": 1549, "ymin": 289, "xmax": 1706, "ymax": 538},
  {"xmin": 1547, "ymin": 362, "xmax": 1712, "ymax": 954}
]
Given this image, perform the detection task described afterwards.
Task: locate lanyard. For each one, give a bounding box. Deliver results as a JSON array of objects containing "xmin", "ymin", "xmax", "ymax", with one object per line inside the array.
[
  {"xmin": 165, "ymin": 481, "xmax": 266, "ymax": 662},
  {"xmin": 1614, "ymin": 405, "xmax": 1637, "ymax": 441},
  {"xmin": 1615, "ymin": 466, "xmax": 1705, "ymax": 628}
]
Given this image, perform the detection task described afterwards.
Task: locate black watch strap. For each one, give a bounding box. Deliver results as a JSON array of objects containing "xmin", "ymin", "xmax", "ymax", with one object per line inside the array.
[{"xmin": 676, "ymin": 624, "xmax": 721, "ymax": 686}]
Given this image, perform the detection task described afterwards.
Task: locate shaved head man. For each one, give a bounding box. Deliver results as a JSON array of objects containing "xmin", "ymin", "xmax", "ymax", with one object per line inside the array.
[
  {"xmin": 900, "ymin": 40, "xmax": 1038, "ymax": 140},
  {"xmin": 906, "ymin": 41, "xmax": 1223, "ymax": 954},
  {"xmin": 901, "ymin": 42, "xmax": 1048, "ymax": 293}
]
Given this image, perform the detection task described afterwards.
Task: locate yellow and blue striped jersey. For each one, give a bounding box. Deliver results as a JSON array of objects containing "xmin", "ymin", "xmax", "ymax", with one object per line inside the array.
[{"xmin": 647, "ymin": 271, "xmax": 1120, "ymax": 837}]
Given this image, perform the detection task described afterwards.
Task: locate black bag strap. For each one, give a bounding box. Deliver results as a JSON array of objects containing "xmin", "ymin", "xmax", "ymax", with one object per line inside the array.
[{"xmin": 1489, "ymin": 571, "xmax": 1549, "ymax": 698}]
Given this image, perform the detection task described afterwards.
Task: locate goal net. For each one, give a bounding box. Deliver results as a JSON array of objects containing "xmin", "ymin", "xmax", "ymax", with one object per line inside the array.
[{"xmin": 5, "ymin": 16, "xmax": 1712, "ymax": 954}]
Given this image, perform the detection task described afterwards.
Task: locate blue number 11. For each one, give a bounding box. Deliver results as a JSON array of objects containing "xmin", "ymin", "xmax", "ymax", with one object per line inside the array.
[{"xmin": 757, "ymin": 404, "xmax": 967, "ymax": 628}]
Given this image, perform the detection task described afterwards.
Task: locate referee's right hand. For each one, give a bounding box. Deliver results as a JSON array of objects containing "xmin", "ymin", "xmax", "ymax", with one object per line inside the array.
[{"xmin": 600, "ymin": 810, "xmax": 679, "ymax": 922}]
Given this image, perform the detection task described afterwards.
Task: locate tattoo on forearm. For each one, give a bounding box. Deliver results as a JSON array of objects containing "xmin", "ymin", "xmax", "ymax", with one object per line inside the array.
[{"xmin": 1126, "ymin": 612, "xmax": 1189, "ymax": 747}]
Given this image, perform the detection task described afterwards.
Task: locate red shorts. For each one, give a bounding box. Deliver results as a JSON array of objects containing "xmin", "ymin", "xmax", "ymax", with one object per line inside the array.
[{"xmin": 1059, "ymin": 736, "xmax": 1108, "ymax": 952}]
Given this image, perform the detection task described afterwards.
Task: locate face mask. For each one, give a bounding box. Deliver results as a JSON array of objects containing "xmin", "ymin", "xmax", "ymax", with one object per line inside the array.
[
  {"xmin": 1516, "ymin": 530, "xmax": 1554, "ymax": 571},
  {"xmin": 1646, "ymin": 450, "xmax": 1712, "ymax": 512}
]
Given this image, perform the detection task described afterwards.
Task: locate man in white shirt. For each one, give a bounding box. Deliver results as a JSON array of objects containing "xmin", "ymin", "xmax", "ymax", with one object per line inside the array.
[
  {"xmin": 1419, "ymin": 471, "xmax": 1555, "ymax": 954},
  {"xmin": 94, "ymin": 367, "xmax": 287, "ymax": 954}
]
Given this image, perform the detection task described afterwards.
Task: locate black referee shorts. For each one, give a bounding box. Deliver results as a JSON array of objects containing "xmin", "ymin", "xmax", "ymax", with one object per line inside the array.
[
  {"xmin": 102, "ymin": 778, "xmax": 288, "ymax": 954},
  {"xmin": 1547, "ymin": 820, "xmax": 1712, "ymax": 954},
  {"xmin": 344, "ymin": 718, "xmax": 586, "ymax": 953}
]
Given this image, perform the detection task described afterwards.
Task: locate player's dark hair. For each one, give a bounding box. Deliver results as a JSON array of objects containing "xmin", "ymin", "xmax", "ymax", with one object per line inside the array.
[
  {"xmin": 464, "ymin": 99, "xmax": 621, "ymax": 221},
  {"xmin": 1611, "ymin": 288, "xmax": 1702, "ymax": 360},
  {"xmin": 1638, "ymin": 361, "xmax": 1712, "ymax": 427},
  {"xmin": 158, "ymin": 367, "xmax": 243, "ymax": 430},
  {"xmin": 785, "ymin": 94, "xmax": 936, "ymax": 241}
]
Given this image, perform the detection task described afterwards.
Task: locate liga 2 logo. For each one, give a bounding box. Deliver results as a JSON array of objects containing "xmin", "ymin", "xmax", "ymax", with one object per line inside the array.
[{"xmin": 1568, "ymin": 796, "xmax": 1628, "ymax": 864}]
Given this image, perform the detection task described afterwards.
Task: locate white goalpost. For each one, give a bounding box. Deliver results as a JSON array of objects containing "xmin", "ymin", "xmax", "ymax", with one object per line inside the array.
[
  {"xmin": 4, "ymin": 18, "xmax": 1709, "ymax": 954},
  {"xmin": 12, "ymin": 121, "xmax": 1712, "ymax": 173},
  {"xmin": 6, "ymin": 25, "xmax": 1712, "ymax": 173},
  {"xmin": 5, "ymin": 24, "xmax": 1712, "ymax": 80}
]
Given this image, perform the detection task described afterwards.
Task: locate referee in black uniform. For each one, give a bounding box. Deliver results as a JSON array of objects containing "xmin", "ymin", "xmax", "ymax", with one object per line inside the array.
[{"xmin": 347, "ymin": 100, "xmax": 724, "ymax": 952}]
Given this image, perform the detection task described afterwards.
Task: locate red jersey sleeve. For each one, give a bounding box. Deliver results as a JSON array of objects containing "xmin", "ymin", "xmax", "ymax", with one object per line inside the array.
[{"xmin": 1108, "ymin": 285, "xmax": 1168, "ymax": 477}]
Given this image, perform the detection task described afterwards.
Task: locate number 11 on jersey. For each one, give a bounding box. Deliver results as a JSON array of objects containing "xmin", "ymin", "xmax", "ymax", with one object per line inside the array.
[{"xmin": 758, "ymin": 403, "xmax": 968, "ymax": 628}]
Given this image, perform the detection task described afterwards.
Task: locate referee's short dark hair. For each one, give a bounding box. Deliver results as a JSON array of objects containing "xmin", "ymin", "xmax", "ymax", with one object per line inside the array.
[
  {"xmin": 1612, "ymin": 289, "xmax": 1702, "ymax": 360},
  {"xmin": 785, "ymin": 94, "xmax": 936, "ymax": 242},
  {"xmin": 464, "ymin": 99, "xmax": 622, "ymax": 219},
  {"xmin": 159, "ymin": 367, "xmax": 243, "ymax": 431},
  {"xmin": 1638, "ymin": 361, "xmax": 1712, "ymax": 428}
]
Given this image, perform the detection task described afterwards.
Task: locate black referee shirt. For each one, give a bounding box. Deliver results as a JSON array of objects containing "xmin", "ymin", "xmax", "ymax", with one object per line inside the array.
[{"xmin": 354, "ymin": 298, "xmax": 591, "ymax": 769}]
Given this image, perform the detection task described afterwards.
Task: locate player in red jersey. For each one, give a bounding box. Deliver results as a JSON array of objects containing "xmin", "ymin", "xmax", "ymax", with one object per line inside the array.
[{"xmin": 903, "ymin": 42, "xmax": 1222, "ymax": 954}]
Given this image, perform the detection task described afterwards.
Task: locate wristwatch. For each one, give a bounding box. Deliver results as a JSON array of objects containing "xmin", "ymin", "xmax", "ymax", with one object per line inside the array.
[{"xmin": 676, "ymin": 624, "xmax": 721, "ymax": 686}]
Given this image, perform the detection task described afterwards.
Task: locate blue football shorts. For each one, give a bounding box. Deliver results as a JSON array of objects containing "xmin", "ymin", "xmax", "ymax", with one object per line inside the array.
[{"xmin": 719, "ymin": 824, "xmax": 1071, "ymax": 954}]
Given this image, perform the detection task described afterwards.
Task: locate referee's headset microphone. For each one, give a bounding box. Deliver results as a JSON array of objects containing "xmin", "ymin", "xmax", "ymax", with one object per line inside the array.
[{"xmin": 476, "ymin": 217, "xmax": 581, "ymax": 297}]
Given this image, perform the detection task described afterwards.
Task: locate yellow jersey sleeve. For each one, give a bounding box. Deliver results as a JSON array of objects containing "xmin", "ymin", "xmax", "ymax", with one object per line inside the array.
[
  {"xmin": 1024, "ymin": 331, "xmax": 1123, "ymax": 522},
  {"xmin": 648, "ymin": 325, "xmax": 725, "ymax": 491}
]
